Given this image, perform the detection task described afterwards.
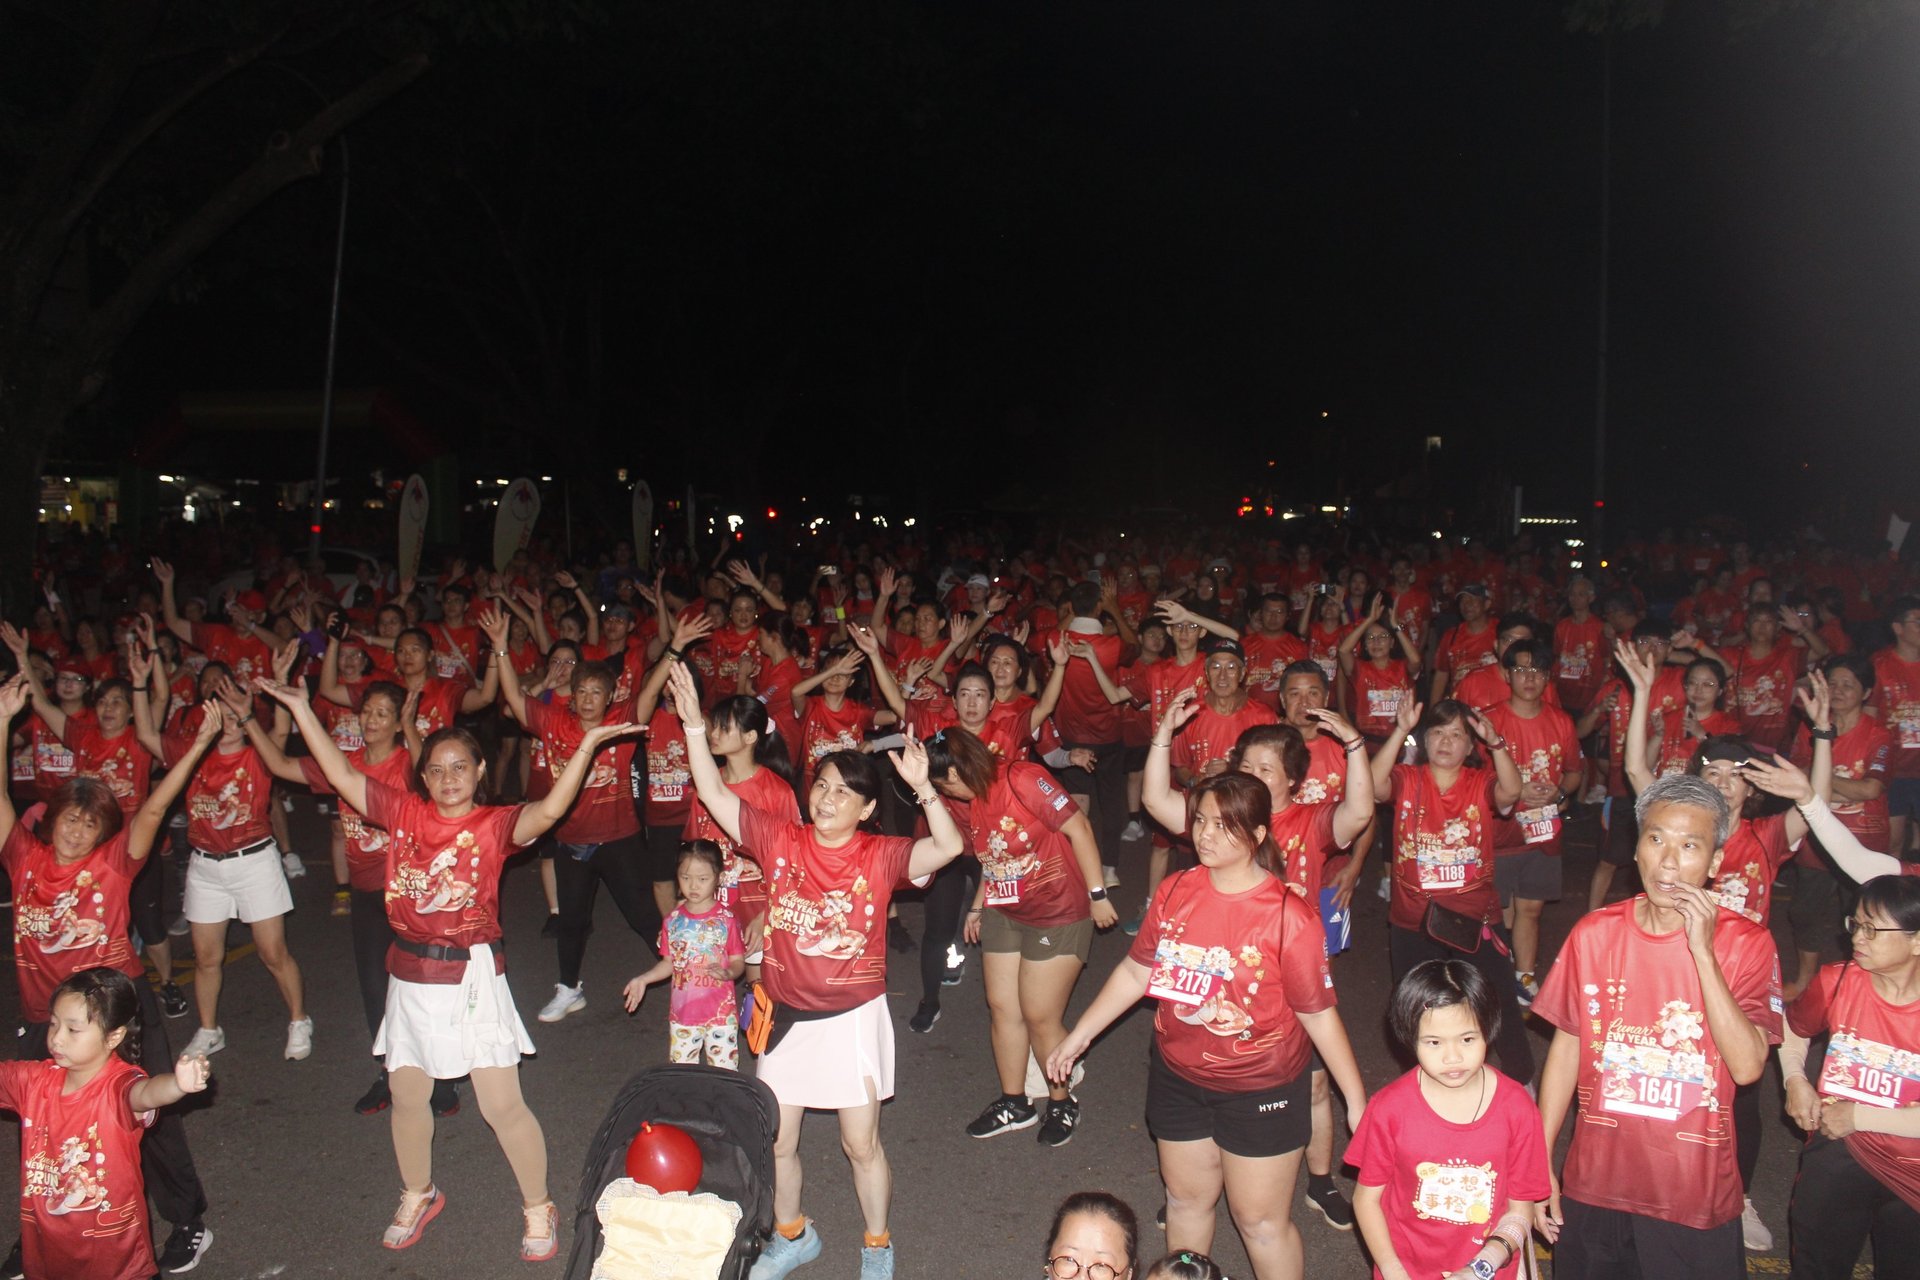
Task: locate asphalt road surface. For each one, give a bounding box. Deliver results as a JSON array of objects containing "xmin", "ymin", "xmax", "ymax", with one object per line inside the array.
[{"xmin": 0, "ymin": 797, "xmax": 1828, "ymax": 1279}]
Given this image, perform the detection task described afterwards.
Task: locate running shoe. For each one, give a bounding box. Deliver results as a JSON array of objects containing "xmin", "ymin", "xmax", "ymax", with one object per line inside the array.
[
  {"xmin": 431, "ymin": 1078, "xmax": 461, "ymax": 1117},
  {"xmin": 355, "ymin": 1075, "xmax": 392, "ymax": 1115},
  {"xmin": 540, "ymin": 912, "xmax": 561, "ymax": 938},
  {"xmin": 167, "ymin": 912, "xmax": 191, "ymax": 937},
  {"xmin": 520, "ymin": 1200, "xmax": 558, "ymax": 1262},
  {"xmin": 1376, "ymin": 877, "xmax": 1392, "ymax": 902},
  {"xmin": 886, "ymin": 917, "xmax": 915, "ymax": 954},
  {"xmin": 1306, "ymin": 1179, "xmax": 1355, "ymax": 1231},
  {"xmin": 1036, "ymin": 1098, "xmax": 1079, "ymax": 1147},
  {"xmin": 281, "ymin": 851, "xmax": 307, "ymax": 879},
  {"xmin": 1120, "ymin": 819, "xmax": 1145, "ymax": 841},
  {"xmin": 1515, "ymin": 972, "xmax": 1539, "ymax": 1009},
  {"xmin": 1742, "ymin": 1197, "xmax": 1773, "ymax": 1251},
  {"xmin": 749, "ymin": 1222, "xmax": 822, "ymax": 1279},
  {"xmin": 159, "ymin": 981, "xmax": 190, "ymax": 1019},
  {"xmin": 907, "ymin": 1001, "xmax": 940, "ymax": 1033},
  {"xmin": 182, "ymin": 1026, "xmax": 225, "ymax": 1057},
  {"xmin": 965, "ymin": 1095, "xmax": 1038, "ymax": 1138},
  {"xmin": 1102, "ymin": 865, "xmax": 1120, "ymax": 888},
  {"xmin": 537, "ymin": 982, "xmax": 585, "ymax": 1023},
  {"xmin": 160, "ymin": 1221, "xmax": 213, "ymax": 1273},
  {"xmin": 382, "ymin": 1186, "xmax": 444, "ymax": 1250},
  {"xmin": 860, "ymin": 1244, "xmax": 894, "ymax": 1279},
  {"xmin": 331, "ymin": 889, "xmax": 351, "ymax": 917},
  {"xmin": 1120, "ymin": 910, "xmax": 1144, "ymax": 937},
  {"xmin": 942, "ymin": 945, "xmax": 967, "ymax": 987},
  {"xmin": 284, "ymin": 1016, "xmax": 314, "ymax": 1061}
]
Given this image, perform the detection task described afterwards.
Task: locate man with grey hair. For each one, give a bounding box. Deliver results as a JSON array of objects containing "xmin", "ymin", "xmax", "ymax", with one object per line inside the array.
[{"xmin": 1530, "ymin": 772, "xmax": 1783, "ymax": 1279}]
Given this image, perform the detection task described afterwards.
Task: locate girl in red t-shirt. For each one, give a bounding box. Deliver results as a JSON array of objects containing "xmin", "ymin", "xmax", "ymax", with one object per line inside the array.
[
  {"xmin": 1349, "ymin": 960, "xmax": 1548, "ymax": 1280},
  {"xmin": 1049, "ymin": 707, "xmax": 1369, "ymax": 1280},
  {"xmin": 928, "ymin": 728, "xmax": 1114, "ymax": 1147},
  {"xmin": 789, "ymin": 641, "xmax": 885, "ymax": 790},
  {"xmin": 1337, "ymin": 598, "xmax": 1421, "ymax": 745},
  {"xmin": 0, "ymin": 968, "xmax": 211, "ymax": 1280},
  {"xmin": 1368, "ymin": 696, "xmax": 1536, "ymax": 1089},
  {"xmin": 256, "ymin": 676, "xmax": 642, "ymax": 1262},
  {"xmin": 665, "ymin": 661, "xmax": 964, "ymax": 1280}
]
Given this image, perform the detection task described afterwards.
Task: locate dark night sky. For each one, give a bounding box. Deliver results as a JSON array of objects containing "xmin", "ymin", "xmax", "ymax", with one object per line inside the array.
[{"xmin": 109, "ymin": 0, "xmax": 1920, "ymax": 537}]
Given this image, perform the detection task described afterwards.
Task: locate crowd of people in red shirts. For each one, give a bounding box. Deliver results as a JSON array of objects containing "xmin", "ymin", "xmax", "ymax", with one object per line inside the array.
[{"xmin": 5, "ymin": 512, "xmax": 1920, "ymax": 1280}]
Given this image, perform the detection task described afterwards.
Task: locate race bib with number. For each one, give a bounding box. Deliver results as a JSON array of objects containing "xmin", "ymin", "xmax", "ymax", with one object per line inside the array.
[
  {"xmin": 1519, "ymin": 803, "xmax": 1561, "ymax": 846},
  {"xmin": 985, "ymin": 875, "xmax": 1023, "ymax": 907},
  {"xmin": 10, "ymin": 747, "xmax": 32, "ymax": 784},
  {"xmin": 1820, "ymin": 1030, "xmax": 1920, "ymax": 1108},
  {"xmin": 652, "ymin": 783, "xmax": 684, "ymax": 802},
  {"xmin": 1416, "ymin": 843, "xmax": 1478, "ymax": 892},
  {"xmin": 1598, "ymin": 1035, "xmax": 1708, "ymax": 1121},
  {"xmin": 1900, "ymin": 714, "xmax": 1920, "ymax": 751},
  {"xmin": 1145, "ymin": 938, "xmax": 1230, "ymax": 1008},
  {"xmin": 1366, "ymin": 687, "xmax": 1403, "ymax": 722}
]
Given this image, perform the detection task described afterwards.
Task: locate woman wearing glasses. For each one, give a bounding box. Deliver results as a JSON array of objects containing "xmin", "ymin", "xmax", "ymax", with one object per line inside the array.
[
  {"xmin": 1779, "ymin": 874, "xmax": 1920, "ymax": 1279},
  {"xmin": 1048, "ymin": 687, "xmax": 1368, "ymax": 1280},
  {"xmin": 1044, "ymin": 1191, "xmax": 1139, "ymax": 1280}
]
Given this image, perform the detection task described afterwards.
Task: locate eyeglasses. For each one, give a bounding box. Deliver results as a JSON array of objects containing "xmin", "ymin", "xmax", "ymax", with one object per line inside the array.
[
  {"xmin": 1046, "ymin": 1258, "xmax": 1126, "ymax": 1280},
  {"xmin": 1846, "ymin": 918, "xmax": 1916, "ymax": 941}
]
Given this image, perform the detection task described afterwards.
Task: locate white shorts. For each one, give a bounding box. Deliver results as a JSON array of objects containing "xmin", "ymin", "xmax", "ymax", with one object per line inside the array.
[
  {"xmin": 184, "ymin": 843, "xmax": 294, "ymax": 924},
  {"xmin": 753, "ymin": 994, "xmax": 894, "ymax": 1111},
  {"xmin": 373, "ymin": 944, "xmax": 535, "ymax": 1078}
]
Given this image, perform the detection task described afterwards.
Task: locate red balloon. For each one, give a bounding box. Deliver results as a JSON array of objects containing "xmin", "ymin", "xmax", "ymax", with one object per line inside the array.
[{"xmin": 625, "ymin": 1121, "xmax": 703, "ymax": 1193}]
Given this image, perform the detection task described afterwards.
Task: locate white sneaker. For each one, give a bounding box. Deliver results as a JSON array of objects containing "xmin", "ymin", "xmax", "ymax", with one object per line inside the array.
[
  {"xmin": 1376, "ymin": 877, "xmax": 1392, "ymax": 902},
  {"xmin": 284, "ymin": 1016, "xmax": 314, "ymax": 1061},
  {"xmin": 281, "ymin": 851, "xmax": 307, "ymax": 879},
  {"xmin": 1120, "ymin": 819, "xmax": 1145, "ymax": 841},
  {"xmin": 1102, "ymin": 866, "xmax": 1120, "ymax": 889},
  {"xmin": 1741, "ymin": 1197, "xmax": 1773, "ymax": 1252},
  {"xmin": 537, "ymin": 983, "xmax": 585, "ymax": 1023},
  {"xmin": 184, "ymin": 1026, "xmax": 226, "ymax": 1057}
]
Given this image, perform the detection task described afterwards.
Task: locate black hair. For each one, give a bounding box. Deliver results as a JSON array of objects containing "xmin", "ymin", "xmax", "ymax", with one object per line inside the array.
[
  {"xmin": 1387, "ymin": 958, "xmax": 1501, "ymax": 1051},
  {"xmin": 50, "ymin": 967, "xmax": 142, "ymax": 1066},
  {"xmin": 923, "ymin": 725, "xmax": 999, "ymax": 799},
  {"xmin": 1500, "ymin": 637, "xmax": 1551, "ymax": 671},
  {"xmin": 1068, "ymin": 580, "xmax": 1102, "ymax": 617},
  {"xmin": 709, "ymin": 695, "xmax": 800, "ymax": 795},
  {"xmin": 677, "ymin": 839, "xmax": 725, "ymax": 880},
  {"xmin": 571, "ymin": 659, "xmax": 619, "ymax": 697},
  {"xmin": 362, "ymin": 679, "xmax": 408, "ymax": 721},
  {"xmin": 42, "ymin": 777, "xmax": 125, "ymax": 848},
  {"xmin": 1144, "ymin": 1251, "xmax": 1228, "ymax": 1280},
  {"xmin": 1859, "ymin": 874, "xmax": 1920, "ymax": 935},
  {"xmin": 1494, "ymin": 613, "xmax": 1539, "ymax": 640},
  {"xmin": 1227, "ymin": 723, "xmax": 1309, "ymax": 798},
  {"xmin": 1278, "ymin": 658, "xmax": 1327, "ymax": 691},
  {"xmin": 395, "ymin": 626, "xmax": 434, "ymax": 655},
  {"xmin": 1046, "ymin": 1191, "xmax": 1139, "ymax": 1277},
  {"xmin": 812, "ymin": 749, "xmax": 882, "ymax": 812},
  {"xmin": 1821, "ymin": 651, "xmax": 1876, "ymax": 695},
  {"xmin": 951, "ymin": 661, "xmax": 994, "ymax": 698},
  {"xmin": 90, "ymin": 676, "xmax": 134, "ymax": 710},
  {"xmin": 979, "ymin": 634, "xmax": 1029, "ymax": 681},
  {"xmin": 1413, "ymin": 699, "xmax": 1476, "ymax": 765}
]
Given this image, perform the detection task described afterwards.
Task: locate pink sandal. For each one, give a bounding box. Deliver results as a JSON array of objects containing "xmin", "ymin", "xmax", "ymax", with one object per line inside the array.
[
  {"xmin": 521, "ymin": 1199, "xmax": 559, "ymax": 1262},
  {"xmin": 382, "ymin": 1185, "xmax": 444, "ymax": 1250}
]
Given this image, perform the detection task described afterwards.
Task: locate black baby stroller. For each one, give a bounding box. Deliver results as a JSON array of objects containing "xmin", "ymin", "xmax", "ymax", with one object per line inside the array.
[{"xmin": 564, "ymin": 1063, "xmax": 780, "ymax": 1280}]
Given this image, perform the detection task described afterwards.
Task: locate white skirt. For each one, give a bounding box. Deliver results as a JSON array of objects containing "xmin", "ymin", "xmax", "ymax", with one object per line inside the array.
[
  {"xmin": 373, "ymin": 943, "xmax": 536, "ymax": 1078},
  {"xmin": 753, "ymin": 994, "xmax": 894, "ymax": 1111}
]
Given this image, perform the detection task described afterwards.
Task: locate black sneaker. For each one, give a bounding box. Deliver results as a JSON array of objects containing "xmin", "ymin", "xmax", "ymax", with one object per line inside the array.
[
  {"xmin": 907, "ymin": 1001, "xmax": 940, "ymax": 1033},
  {"xmin": 354, "ymin": 1074, "xmax": 391, "ymax": 1115},
  {"xmin": 887, "ymin": 917, "xmax": 915, "ymax": 954},
  {"xmin": 159, "ymin": 1221, "xmax": 213, "ymax": 1273},
  {"xmin": 1, "ymin": 1239, "xmax": 20, "ymax": 1280},
  {"xmin": 540, "ymin": 913, "xmax": 561, "ymax": 939},
  {"xmin": 159, "ymin": 982, "xmax": 190, "ymax": 1019},
  {"xmin": 431, "ymin": 1078, "xmax": 460, "ymax": 1117},
  {"xmin": 1036, "ymin": 1098, "xmax": 1079, "ymax": 1147},
  {"xmin": 965, "ymin": 1095, "xmax": 1039, "ymax": 1138},
  {"xmin": 1305, "ymin": 1179, "xmax": 1355, "ymax": 1231}
]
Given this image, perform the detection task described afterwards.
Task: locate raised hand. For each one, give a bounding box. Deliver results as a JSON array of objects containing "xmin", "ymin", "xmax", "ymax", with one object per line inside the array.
[
  {"xmin": 1305, "ymin": 706, "xmax": 1361, "ymax": 744},
  {"xmin": 664, "ymin": 662, "xmax": 701, "ymax": 724},
  {"xmin": 476, "ymin": 605, "xmax": 510, "ymax": 650},
  {"xmin": 554, "ymin": 570, "xmax": 579, "ymax": 592},
  {"xmin": 669, "ymin": 614, "xmax": 715, "ymax": 651},
  {"xmin": 150, "ymin": 557, "xmax": 174, "ymax": 587},
  {"xmin": 1737, "ymin": 753, "xmax": 1813, "ymax": 804},
  {"xmin": 126, "ymin": 641, "xmax": 154, "ymax": 687},
  {"xmin": 1394, "ymin": 698, "xmax": 1424, "ymax": 737},
  {"xmin": 0, "ymin": 622, "xmax": 27, "ymax": 663},
  {"xmin": 1159, "ymin": 686, "xmax": 1202, "ymax": 737},
  {"xmin": 173, "ymin": 1053, "xmax": 212, "ymax": 1095},
  {"xmin": 288, "ymin": 602, "xmax": 313, "ymax": 634},
  {"xmin": 271, "ymin": 639, "xmax": 301, "ymax": 686},
  {"xmin": 877, "ymin": 566, "xmax": 897, "ymax": 599},
  {"xmin": 727, "ymin": 561, "xmax": 760, "ymax": 590},
  {"xmin": 581, "ymin": 721, "xmax": 647, "ymax": 751},
  {"xmin": 193, "ymin": 701, "xmax": 227, "ymax": 745},
  {"xmin": 985, "ymin": 588, "xmax": 1011, "ymax": 615},
  {"xmin": 889, "ymin": 725, "xmax": 931, "ymax": 791},
  {"xmin": 905, "ymin": 657, "xmax": 935, "ymax": 687},
  {"xmin": 0, "ymin": 675, "xmax": 28, "ymax": 721},
  {"xmin": 1612, "ymin": 637, "xmax": 1658, "ymax": 692},
  {"xmin": 1797, "ymin": 669, "xmax": 1832, "ymax": 731},
  {"xmin": 847, "ymin": 622, "xmax": 882, "ymax": 657},
  {"xmin": 135, "ymin": 614, "xmax": 159, "ymax": 652}
]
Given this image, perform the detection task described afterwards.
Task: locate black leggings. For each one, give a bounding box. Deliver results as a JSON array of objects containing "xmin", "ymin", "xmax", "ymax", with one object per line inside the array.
[
  {"xmin": 1388, "ymin": 922, "xmax": 1536, "ymax": 1087},
  {"xmin": 349, "ymin": 887, "xmax": 393, "ymax": 1043},
  {"xmin": 1790, "ymin": 1132, "xmax": 1920, "ymax": 1280},
  {"xmin": 1733, "ymin": 1076, "xmax": 1761, "ymax": 1191},
  {"xmin": 1063, "ymin": 740, "xmax": 1127, "ymax": 868},
  {"xmin": 20, "ymin": 984, "xmax": 207, "ymax": 1226},
  {"xmin": 554, "ymin": 833, "xmax": 661, "ymax": 986},
  {"xmin": 919, "ymin": 855, "xmax": 980, "ymax": 1005},
  {"xmin": 129, "ymin": 852, "xmax": 166, "ymax": 954}
]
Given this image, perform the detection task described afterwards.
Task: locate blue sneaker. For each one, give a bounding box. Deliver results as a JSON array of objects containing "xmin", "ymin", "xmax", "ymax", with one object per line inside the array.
[
  {"xmin": 859, "ymin": 1244, "xmax": 894, "ymax": 1279},
  {"xmin": 1120, "ymin": 911, "xmax": 1143, "ymax": 937},
  {"xmin": 750, "ymin": 1223, "xmax": 822, "ymax": 1280}
]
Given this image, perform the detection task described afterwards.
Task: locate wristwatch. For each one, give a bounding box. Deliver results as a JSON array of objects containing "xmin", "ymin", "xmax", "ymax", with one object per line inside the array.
[
  {"xmin": 1468, "ymin": 1260, "xmax": 1498, "ymax": 1280},
  {"xmin": 1088, "ymin": 887, "xmax": 1109, "ymax": 902}
]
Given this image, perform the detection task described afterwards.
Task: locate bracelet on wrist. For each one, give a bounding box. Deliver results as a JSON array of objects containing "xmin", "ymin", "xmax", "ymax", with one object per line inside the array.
[
  {"xmin": 915, "ymin": 791, "xmax": 939, "ymax": 806},
  {"xmin": 1151, "ymin": 738, "xmax": 1172, "ymax": 749},
  {"xmin": 133, "ymin": 684, "xmax": 149, "ymax": 692},
  {"xmin": 681, "ymin": 722, "xmax": 706, "ymax": 734},
  {"xmin": 1809, "ymin": 726, "xmax": 1836, "ymax": 740},
  {"xmin": 1340, "ymin": 737, "xmax": 1363, "ymax": 751}
]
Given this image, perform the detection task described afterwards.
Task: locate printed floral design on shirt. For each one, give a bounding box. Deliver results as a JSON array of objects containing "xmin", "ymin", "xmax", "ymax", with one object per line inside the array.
[
  {"xmin": 388, "ymin": 832, "xmax": 482, "ymax": 915},
  {"xmin": 1413, "ymin": 1160, "xmax": 1496, "ymax": 1226},
  {"xmin": 1296, "ymin": 768, "xmax": 1340, "ymax": 806},
  {"xmin": 805, "ymin": 728, "xmax": 863, "ymax": 766},
  {"xmin": 649, "ymin": 739, "xmax": 689, "ymax": 801},
  {"xmin": 190, "ymin": 775, "xmax": 253, "ymax": 832},
  {"xmin": 1820, "ymin": 1028, "xmax": 1920, "ymax": 1108},
  {"xmin": 25, "ymin": 1126, "xmax": 112, "ymax": 1217},
  {"xmin": 1557, "ymin": 642, "xmax": 1593, "ymax": 683},
  {"xmin": 1738, "ymin": 674, "xmax": 1784, "ymax": 719},
  {"xmin": 340, "ymin": 811, "xmax": 389, "ymax": 857},
  {"xmin": 1590, "ymin": 985, "xmax": 1713, "ymax": 1121},
  {"xmin": 771, "ymin": 874, "xmax": 871, "ymax": 962},
  {"xmin": 981, "ymin": 816, "xmax": 1042, "ymax": 886}
]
